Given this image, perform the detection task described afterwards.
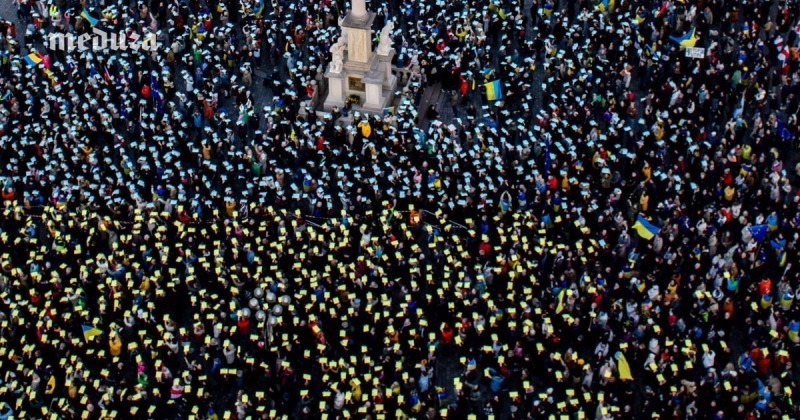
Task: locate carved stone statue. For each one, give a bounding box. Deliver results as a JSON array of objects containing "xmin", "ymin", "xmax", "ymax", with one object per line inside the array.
[
  {"xmin": 329, "ymin": 38, "xmax": 346, "ymax": 73},
  {"xmin": 376, "ymin": 21, "xmax": 395, "ymax": 56}
]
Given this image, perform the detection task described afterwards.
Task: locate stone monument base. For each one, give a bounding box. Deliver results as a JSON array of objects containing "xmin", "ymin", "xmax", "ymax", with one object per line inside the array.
[
  {"xmin": 322, "ymin": 68, "xmax": 395, "ymax": 115},
  {"xmin": 321, "ymin": 7, "xmax": 398, "ymax": 117}
]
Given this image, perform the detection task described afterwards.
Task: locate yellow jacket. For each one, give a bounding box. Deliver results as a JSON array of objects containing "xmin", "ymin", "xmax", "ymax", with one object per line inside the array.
[
  {"xmin": 109, "ymin": 333, "xmax": 122, "ymax": 357},
  {"xmin": 358, "ymin": 121, "xmax": 372, "ymax": 138}
]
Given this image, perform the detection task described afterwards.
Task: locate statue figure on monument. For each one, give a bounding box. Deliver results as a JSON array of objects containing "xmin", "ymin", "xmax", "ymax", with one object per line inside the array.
[
  {"xmin": 376, "ymin": 21, "xmax": 395, "ymax": 56},
  {"xmin": 329, "ymin": 37, "xmax": 346, "ymax": 73}
]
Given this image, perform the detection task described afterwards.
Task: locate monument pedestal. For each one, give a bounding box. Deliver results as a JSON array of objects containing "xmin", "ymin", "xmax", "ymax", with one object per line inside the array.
[
  {"xmin": 363, "ymin": 71, "xmax": 384, "ymax": 110},
  {"xmin": 322, "ymin": 5, "xmax": 397, "ymax": 116},
  {"xmin": 377, "ymin": 50, "xmax": 397, "ymax": 86},
  {"xmin": 324, "ymin": 71, "xmax": 346, "ymax": 109},
  {"xmin": 341, "ymin": 12, "xmax": 376, "ymax": 65}
]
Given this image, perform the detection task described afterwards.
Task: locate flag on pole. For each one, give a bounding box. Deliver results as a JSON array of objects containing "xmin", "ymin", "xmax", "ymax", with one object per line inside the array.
[
  {"xmin": 46, "ymin": 376, "xmax": 56, "ymax": 394},
  {"xmin": 485, "ymin": 80, "xmax": 502, "ymax": 101},
  {"xmin": 555, "ymin": 288, "xmax": 567, "ymax": 314},
  {"xmin": 615, "ymin": 352, "xmax": 633, "ymax": 380},
  {"xmin": 43, "ymin": 68, "xmax": 56, "ymax": 86},
  {"xmin": 151, "ymin": 74, "xmax": 164, "ymax": 114},
  {"xmin": 775, "ymin": 36, "xmax": 785, "ymax": 50},
  {"xmin": 656, "ymin": 2, "xmax": 667, "ymax": 18},
  {"xmin": 150, "ymin": 73, "xmax": 159, "ymax": 93},
  {"xmin": 778, "ymin": 121, "xmax": 793, "ymax": 140},
  {"xmin": 635, "ymin": 10, "xmax": 647, "ymax": 24},
  {"xmin": 680, "ymin": 29, "xmax": 698, "ymax": 47},
  {"xmin": 749, "ymin": 224, "xmax": 768, "ymax": 242},
  {"xmin": 632, "ymin": 215, "xmax": 660, "ymax": 240},
  {"xmin": 779, "ymin": 47, "xmax": 790, "ymax": 62},
  {"xmin": 597, "ymin": 0, "xmax": 616, "ymax": 12},
  {"xmin": 152, "ymin": 87, "xmax": 164, "ymax": 115},
  {"xmin": 81, "ymin": 9, "xmax": 99, "ymax": 27},
  {"xmin": 24, "ymin": 53, "xmax": 42, "ymax": 67},
  {"xmin": 82, "ymin": 325, "xmax": 102, "ymax": 341},
  {"xmin": 543, "ymin": 136, "xmax": 551, "ymax": 177},
  {"xmin": 669, "ymin": 28, "xmax": 698, "ymax": 47}
]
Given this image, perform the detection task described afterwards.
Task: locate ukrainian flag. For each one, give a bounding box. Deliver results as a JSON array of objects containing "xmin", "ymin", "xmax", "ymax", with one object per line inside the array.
[
  {"xmin": 669, "ymin": 28, "xmax": 698, "ymax": 47},
  {"xmin": 485, "ymin": 80, "xmax": 502, "ymax": 101},
  {"xmin": 46, "ymin": 375, "xmax": 56, "ymax": 394},
  {"xmin": 761, "ymin": 294, "xmax": 773, "ymax": 309},
  {"xmin": 254, "ymin": 0, "xmax": 265, "ymax": 18},
  {"xmin": 632, "ymin": 215, "xmax": 659, "ymax": 240},
  {"xmin": 555, "ymin": 288, "xmax": 567, "ymax": 313},
  {"xmin": 789, "ymin": 321, "xmax": 800, "ymax": 342},
  {"xmin": 81, "ymin": 9, "xmax": 99, "ymax": 27},
  {"xmin": 82, "ymin": 325, "xmax": 102, "ymax": 341},
  {"xmin": 44, "ymin": 68, "xmax": 56, "ymax": 86},
  {"xmin": 24, "ymin": 53, "xmax": 42, "ymax": 67},
  {"xmin": 635, "ymin": 10, "xmax": 647, "ymax": 25},
  {"xmin": 615, "ymin": 352, "xmax": 633, "ymax": 380},
  {"xmin": 597, "ymin": 0, "xmax": 615, "ymax": 12}
]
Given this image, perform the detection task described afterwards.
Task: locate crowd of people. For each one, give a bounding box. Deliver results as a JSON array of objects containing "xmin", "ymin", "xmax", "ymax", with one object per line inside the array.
[{"xmin": 1, "ymin": 0, "xmax": 800, "ymax": 418}]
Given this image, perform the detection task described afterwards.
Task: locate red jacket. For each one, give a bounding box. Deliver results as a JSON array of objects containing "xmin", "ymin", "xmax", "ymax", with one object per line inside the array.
[
  {"xmin": 441, "ymin": 324, "xmax": 453, "ymax": 344},
  {"xmin": 459, "ymin": 77, "xmax": 468, "ymax": 96}
]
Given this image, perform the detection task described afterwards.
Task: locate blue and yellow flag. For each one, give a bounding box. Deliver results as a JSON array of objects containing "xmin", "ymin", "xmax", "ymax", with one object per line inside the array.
[
  {"xmin": 46, "ymin": 375, "xmax": 56, "ymax": 394},
  {"xmin": 81, "ymin": 9, "xmax": 99, "ymax": 27},
  {"xmin": 615, "ymin": 352, "xmax": 633, "ymax": 380},
  {"xmin": 254, "ymin": 0, "xmax": 265, "ymax": 18},
  {"xmin": 669, "ymin": 28, "xmax": 698, "ymax": 47},
  {"xmin": 82, "ymin": 325, "xmax": 102, "ymax": 341},
  {"xmin": 24, "ymin": 53, "xmax": 42, "ymax": 66},
  {"xmin": 632, "ymin": 215, "xmax": 659, "ymax": 240},
  {"xmin": 485, "ymin": 80, "xmax": 502, "ymax": 101},
  {"xmin": 597, "ymin": 0, "xmax": 616, "ymax": 12},
  {"xmin": 43, "ymin": 68, "xmax": 57, "ymax": 87},
  {"xmin": 635, "ymin": 10, "xmax": 647, "ymax": 25},
  {"xmin": 555, "ymin": 288, "xmax": 566, "ymax": 314}
]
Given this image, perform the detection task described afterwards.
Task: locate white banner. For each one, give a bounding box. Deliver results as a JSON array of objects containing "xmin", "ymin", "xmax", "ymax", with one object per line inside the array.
[{"xmin": 685, "ymin": 47, "xmax": 705, "ymax": 58}]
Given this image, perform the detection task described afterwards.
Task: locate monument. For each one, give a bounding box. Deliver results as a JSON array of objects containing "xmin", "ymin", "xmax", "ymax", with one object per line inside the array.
[{"xmin": 323, "ymin": 0, "xmax": 397, "ymax": 114}]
